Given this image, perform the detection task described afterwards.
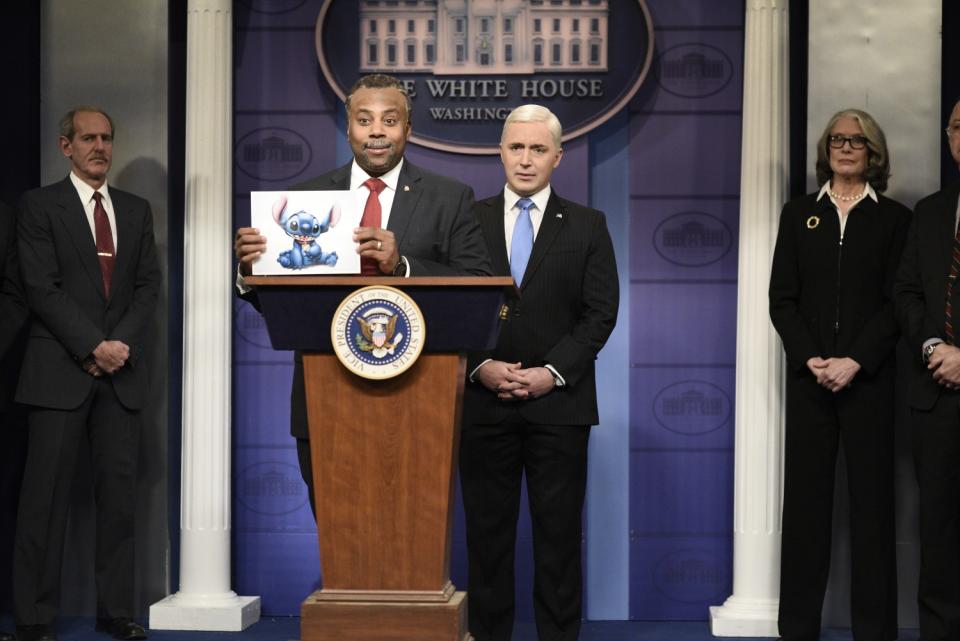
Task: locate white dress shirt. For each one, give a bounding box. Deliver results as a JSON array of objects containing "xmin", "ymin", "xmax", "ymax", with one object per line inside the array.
[
  {"xmin": 70, "ymin": 171, "xmax": 118, "ymax": 250},
  {"xmin": 815, "ymin": 181, "xmax": 878, "ymax": 239},
  {"xmin": 503, "ymin": 184, "xmax": 550, "ymax": 260}
]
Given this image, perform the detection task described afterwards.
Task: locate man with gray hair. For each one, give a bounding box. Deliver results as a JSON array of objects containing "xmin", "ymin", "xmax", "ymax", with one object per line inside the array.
[
  {"xmin": 13, "ymin": 106, "xmax": 160, "ymax": 641},
  {"xmin": 460, "ymin": 104, "xmax": 619, "ymax": 641},
  {"xmin": 895, "ymin": 96, "xmax": 960, "ymax": 641}
]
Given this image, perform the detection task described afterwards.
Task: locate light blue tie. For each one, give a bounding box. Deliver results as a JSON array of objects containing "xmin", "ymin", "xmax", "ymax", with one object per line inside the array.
[{"xmin": 510, "ymin": 197, "xmax": 535, "ymax": 286}]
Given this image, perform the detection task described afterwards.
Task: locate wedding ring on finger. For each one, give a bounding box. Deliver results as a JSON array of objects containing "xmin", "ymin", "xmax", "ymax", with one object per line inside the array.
[{"xmin": 376, "ymin": 240, "xmax": 382, "ymax": 251}]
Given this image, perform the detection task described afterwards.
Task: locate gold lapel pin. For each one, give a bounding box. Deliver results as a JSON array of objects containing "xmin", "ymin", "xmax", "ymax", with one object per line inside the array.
[{"xmin": 806, "ymin": 215, "xmax": 820, "ymax": 229}]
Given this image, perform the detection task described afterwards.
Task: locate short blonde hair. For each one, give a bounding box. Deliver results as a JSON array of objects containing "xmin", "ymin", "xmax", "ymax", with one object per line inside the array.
[{"xmin": 502, "ymin": 104, "xmax": 562, "ymax": 149}]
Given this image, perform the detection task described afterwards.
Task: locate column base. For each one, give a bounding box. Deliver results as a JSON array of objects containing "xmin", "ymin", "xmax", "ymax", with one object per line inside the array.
[
  {"xmin": 709, "ymin": 596, "xmax": 779, "ymax": 637},
  {"xmin": 301, "ymin": 590, "xmax": 471, "ymax": 641},
  {"xmin": 149, "ymin": 593, "xmax": 261, "ymax": 631}
]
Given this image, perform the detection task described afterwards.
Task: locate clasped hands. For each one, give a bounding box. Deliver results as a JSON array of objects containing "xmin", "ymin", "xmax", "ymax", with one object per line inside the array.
[
  {"xmin": 806, "ymin": 356, "xmax": 860, "ymax": 393},
  {"xmin": 234, "ymin": 226, "xmax": 400, "ymax": 275},
  {"xmin": 83, "ymin": 340, "xmax": 130, "ymax": 377},
  {"xmin": 927, "ymin": 343, "xmax": 960, "ymax": 389},
  {"xmin": 475, "ymin": 360, "xmax": 556, "ymax": 401}
]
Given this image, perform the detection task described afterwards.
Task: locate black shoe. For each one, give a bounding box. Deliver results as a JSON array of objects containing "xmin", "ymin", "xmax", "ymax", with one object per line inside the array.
[
  {"xmin": 14, "ymin": 625, "xmax": 56, "ymax": 641},
  {"xmin": 95, "ymin": 618, "xmax": 147, "ymax": 640}
]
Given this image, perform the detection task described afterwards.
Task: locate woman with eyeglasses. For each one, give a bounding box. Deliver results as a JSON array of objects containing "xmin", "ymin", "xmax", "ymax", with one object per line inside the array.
[{"xmin": 769, "ymin": 109, "xmax": 911, "ymax": 641}]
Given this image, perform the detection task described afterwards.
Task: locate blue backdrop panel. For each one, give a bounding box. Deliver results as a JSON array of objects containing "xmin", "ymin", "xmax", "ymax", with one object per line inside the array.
[
  {"xmin": 644, "ymin": 0, "xmax": 744, "ymax": 28},
  {"xmin": 629, "ymin": 535, "xmax": 732, "ymax": 620},
  {"xmin": 626, "ymin": 0, "xmax": 742, "ymax": 620},
  {"xmin": 234, "ymin": 528, "xmax": 321, "ymax": 614},
  {"xmin": 238, "ymin": 0, "xmax": 324, "ymax": 28},
  {"xmin": 234, "ymin": 115, "xmax": 339, "ymax": 194},
  {"xmin": 232, "ymin": 363, "xmax": 295, "ymax": 446},
  {"xmin": 630, "ymin": 450, "xmax": 733, "ymax": 535},
  {"xmin": 629, "ymin": 283, "xmax": 737, "ymax": 365},
  {"xmin": 629, "ymin": 198, "xmax": 739, "ymax": 281},
  {"xmin": 628, "ymin": 114, "xmax": 742, "ymax": 197},
  {"xmin": 630, "ymin": 367, "xmax": 734, "ymax": 451},
  {"xmin": 235, "ymin": 29, "xmax": 336, "ymax": 113},
  {"xmin": 632, "ymin": 29, "xmax": 744, "ymax": 113}
]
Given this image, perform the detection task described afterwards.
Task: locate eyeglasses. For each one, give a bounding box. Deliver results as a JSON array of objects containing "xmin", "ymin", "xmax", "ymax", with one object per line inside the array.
[
  {"xmin": 946, "ymin": 123, "xmax": 960, "ymax": 138},
  {"xmin": 828, "ymin": 135, "xmax": 868, "ymax": 150}
]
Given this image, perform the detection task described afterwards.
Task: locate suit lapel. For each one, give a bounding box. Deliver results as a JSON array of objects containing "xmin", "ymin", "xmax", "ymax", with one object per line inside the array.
[
  {"xmin": 326, "ymin": 164, "xmax": 351, "ymax": 190},
  {"xmin": 940, "ymin": 186, "xmax": 960, "ymax": 284},
  {"xmin": 386, "ymin": 161, "xmax": 422, "ymax": 248},
  {"xmin": 519, "ymin": 191, "xmax": 564, "ymax": 289},
  {"xmin": 480, "ymin": 195, "xmax": 510, "ymax": 276},
  {"xmin": 56, "ymin": 178, "xmax": 106, "ymax": 300},
  {"xmin": 109, "ymin": 190, "xmax": 137, "ymax": 302}
]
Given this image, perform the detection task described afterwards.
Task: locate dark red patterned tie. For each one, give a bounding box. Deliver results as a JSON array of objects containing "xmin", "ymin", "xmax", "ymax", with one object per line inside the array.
[
  {"xmin": 946, "ymin": 223, "xmax": 960, "ymax": 343},
  {"xmin": 360, "ymin": 178, "xmax": 386, "ymax": 275},
  {"xmin": 93, "ymin": 191, "xmax": 115, "ymax": 296}
]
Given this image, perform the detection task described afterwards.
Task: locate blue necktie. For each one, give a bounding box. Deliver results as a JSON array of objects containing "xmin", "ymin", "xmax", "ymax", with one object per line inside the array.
[{"xmin": 510, "ymin": 198, "xmax": 535, "ymax": 286}]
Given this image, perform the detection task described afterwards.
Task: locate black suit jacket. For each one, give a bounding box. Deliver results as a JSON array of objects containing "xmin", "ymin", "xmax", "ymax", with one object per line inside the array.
[
  {"xmin": 0, "ymin": 201, "xmax": 29, "ymax": 411},
  {"xmin": 15, "ymin": 177, "xmax": 161, "ymax": 410},
  {"xmin": 770, "ymin": 192, "xmax": 910, "ymax": 377},
  {"xmin": 463, "ymin": 190, "xmax": 619, "ymax": 426},
  {"xmin": 894, "ymin": 183, "xmax": 960, "ymax": 410},
  {"xmin": 242, "ymin": 160, "xmax": 493, "ymax": 438}
]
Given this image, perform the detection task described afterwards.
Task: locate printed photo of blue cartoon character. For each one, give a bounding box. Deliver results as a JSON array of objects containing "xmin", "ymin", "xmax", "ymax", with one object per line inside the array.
[
  {"xmin": 249, "ymin": 190, "xmax": 359, "ymax": 275},
  {"xmin": 273, "ymin": 194, "xmax": 340, "ymax": 269}
]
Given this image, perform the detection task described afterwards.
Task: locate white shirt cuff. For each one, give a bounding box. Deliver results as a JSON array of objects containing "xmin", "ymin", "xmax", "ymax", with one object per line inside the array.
[
  {"xmin": 544, "ymin": 364, "xmax": 565, "ymax": 387},
  {"xmin": 236, "ymin": 265, "xmax": 252, "ymax": 295},
  {"xmin": 469, "ymin": 358, "xmax": 492, "ymax": 382}
]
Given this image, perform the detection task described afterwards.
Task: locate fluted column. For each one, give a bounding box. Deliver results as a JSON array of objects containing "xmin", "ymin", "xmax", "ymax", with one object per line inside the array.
[
  {"xmin": 709, "ymin": 0, "xmax": 790, "ymax": 636},
  {"xmin": 149, "ymin": 0, "xmax": 260, "ymax": 631}
]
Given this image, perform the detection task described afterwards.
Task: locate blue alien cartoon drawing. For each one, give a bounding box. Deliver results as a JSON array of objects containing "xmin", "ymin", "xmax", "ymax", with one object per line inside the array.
[{"xmin": 273, "ymin": 195, "xmax": 340, "ymax": 269}]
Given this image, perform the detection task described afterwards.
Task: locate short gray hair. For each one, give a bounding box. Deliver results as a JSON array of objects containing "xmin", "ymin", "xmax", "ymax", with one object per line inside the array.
[
  {"xmin": 59, "ymin": 106, "xmax": 115, "ymax": 141},
  {"xmin": 502, "ymin": 104, "xmax": 562, "ymax": 149}
]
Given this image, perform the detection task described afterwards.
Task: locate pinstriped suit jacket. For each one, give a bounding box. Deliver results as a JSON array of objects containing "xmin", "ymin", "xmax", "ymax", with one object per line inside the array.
[{"xmin": 464, "ymin": 189, "xmax": 619, "ymax": 426}]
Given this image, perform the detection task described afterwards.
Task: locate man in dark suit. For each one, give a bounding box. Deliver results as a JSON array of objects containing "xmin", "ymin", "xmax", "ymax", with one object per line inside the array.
[
  {"xmin": 0, "ymin": 200, "xmax": 29, "ymax": 641},
  {"xmin": 460, "ymin": 105, "xmax": 619, "ymax": 641},
  {"xmin": 894, "ymin": 97, "xmax": 960, "ymax": 641},
  {"xmin": 13, "ymin": 107, "xmax": 160, "ymax": 641},
  {"xmin": 234, "ymin": 73, "xmax": 491, "ymax": 507}
]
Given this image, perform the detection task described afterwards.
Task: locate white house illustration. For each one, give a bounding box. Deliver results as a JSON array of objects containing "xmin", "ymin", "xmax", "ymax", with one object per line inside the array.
[{"xmin": 359, "ymin": 0, "xmax": 608, "ymax": 75}]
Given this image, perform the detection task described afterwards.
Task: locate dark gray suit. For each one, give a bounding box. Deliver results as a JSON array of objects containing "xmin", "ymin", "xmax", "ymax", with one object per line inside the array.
[
  {"xmin": 241, "ymin": 160, "xmax": 492, "ymax": 504},
  {"xmin": 894, "ymin": 182, "xmax": 960, "ymax": 640},
  {"xmin": 13, "ymin": 177, "xmax": 160, "ymax": 625},
  {"xmin": 460, "ymin": 190, "xmax": 619, "ymax": 641}
]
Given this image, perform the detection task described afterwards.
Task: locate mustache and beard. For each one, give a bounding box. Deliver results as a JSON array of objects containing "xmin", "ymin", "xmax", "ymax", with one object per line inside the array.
[{"xmin": 356, "ymin": 139, "xmax": 400, "ymax": 176}]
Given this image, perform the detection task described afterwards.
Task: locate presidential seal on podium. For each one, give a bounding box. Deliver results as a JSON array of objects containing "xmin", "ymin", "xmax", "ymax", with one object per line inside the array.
[{"xmin": 330, "ymin": 285, "xmax": 426, "ymax": 380}]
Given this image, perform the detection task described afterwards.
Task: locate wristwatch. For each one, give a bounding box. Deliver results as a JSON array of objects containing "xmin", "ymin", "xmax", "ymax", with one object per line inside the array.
[
  {"xmin": 923, "ymin": 342, "xmax": 940, "ymax": 364},
  {"xmin": 392, "ymin": 256, "xmax": 409, "ymax": 276}
]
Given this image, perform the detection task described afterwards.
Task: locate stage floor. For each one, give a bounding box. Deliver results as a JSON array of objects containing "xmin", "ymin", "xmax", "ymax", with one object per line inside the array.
[{"xmin": 1, "ymin": 618, "xmax": 920, "ymax": 641}]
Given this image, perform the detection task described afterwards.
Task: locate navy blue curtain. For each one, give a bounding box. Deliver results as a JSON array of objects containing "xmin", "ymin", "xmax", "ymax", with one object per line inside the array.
[
  {"xmin": 943, "ymin": 0, "xmax": 959, "ymax": 188},
  {"xmin": 0, "ymin": 4, "xmax": 40, "ymax": 623}
]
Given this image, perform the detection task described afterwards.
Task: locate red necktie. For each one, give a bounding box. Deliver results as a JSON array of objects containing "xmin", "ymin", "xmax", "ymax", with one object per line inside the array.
[
  {"xmin": 93, "ymin": 191, "xmax": 115, "ymax": 296},
  {"xmin": 360, "ymin": 178, "xmax": 387, "ymax": 275},
  {"xmin": 947, "ymin": 224, "xmax": 960, "ymax": 342}
]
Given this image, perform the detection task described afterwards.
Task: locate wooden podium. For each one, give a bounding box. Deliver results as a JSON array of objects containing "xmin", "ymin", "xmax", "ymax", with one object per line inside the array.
[{"xmin": 247, "ymin": 276, "xmax": 513, "ymax": 641}]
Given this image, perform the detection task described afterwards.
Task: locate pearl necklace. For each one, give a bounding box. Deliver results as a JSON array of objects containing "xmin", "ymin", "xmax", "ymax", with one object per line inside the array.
[{"xmin": 828, "ymin": 189, "xmax": 866, "ymax": 203}]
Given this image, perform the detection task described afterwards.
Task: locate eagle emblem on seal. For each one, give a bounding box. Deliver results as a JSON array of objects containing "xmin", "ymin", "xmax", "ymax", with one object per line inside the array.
[{"xmin": 355, "ymin": 307, "xmax": 405, "ymax": 358}]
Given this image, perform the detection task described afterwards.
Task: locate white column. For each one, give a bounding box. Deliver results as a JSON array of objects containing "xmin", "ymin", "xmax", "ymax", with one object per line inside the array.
[
  {"xmin": 150, "ymin": 0, "xmax": 260, "ymax": 631},
  {"xmin": 709, "ymin": 0, "xmax": 789, "ymax": 636}
]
